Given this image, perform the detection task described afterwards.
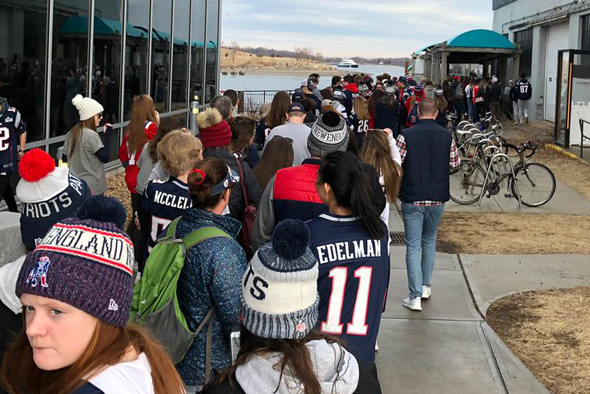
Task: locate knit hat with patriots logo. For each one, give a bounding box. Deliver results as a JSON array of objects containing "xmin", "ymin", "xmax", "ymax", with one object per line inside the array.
[{"xmin": 16, "ymin": 196, "xmax": 134, "ymax": 327}]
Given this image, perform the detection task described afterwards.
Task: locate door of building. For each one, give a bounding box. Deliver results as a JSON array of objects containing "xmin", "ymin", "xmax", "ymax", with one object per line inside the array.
[{"xmin": 545, "ymin": 23, "xmax": 570, "ymax": 122}]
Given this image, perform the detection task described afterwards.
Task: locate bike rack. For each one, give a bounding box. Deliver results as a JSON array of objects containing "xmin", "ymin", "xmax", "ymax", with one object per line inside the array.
[{"xmin": 478, "ymin": 146, "xmax": 522, "ymax": 208}]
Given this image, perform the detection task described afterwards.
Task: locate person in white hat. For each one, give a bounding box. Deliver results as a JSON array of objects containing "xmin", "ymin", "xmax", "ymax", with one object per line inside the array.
[{"xmin": 63, "ymin": 94, "xmax": 111, "ymax": 194}]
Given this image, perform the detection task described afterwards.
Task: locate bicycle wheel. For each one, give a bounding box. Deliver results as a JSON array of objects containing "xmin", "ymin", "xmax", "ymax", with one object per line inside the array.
[
  {"xmin": 450, "ymin": 162, "xmax": 486, "ymax": 205},
  {"xmin": 511, "ymin": 163, "xmax": 556, "ymax": 207}
]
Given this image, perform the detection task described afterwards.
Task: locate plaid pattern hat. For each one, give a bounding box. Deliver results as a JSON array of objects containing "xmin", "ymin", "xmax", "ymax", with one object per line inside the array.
[
  {"xmin": 307, "ymin": 111, "xmax": 349, "ymax": 158},
  {"xmin": 241, "ymin": 220, "xmax": 319, "ymax": 339},
  {"xmin": 15, "ymin": 196, "xmax": 134, "ymax": 327}
]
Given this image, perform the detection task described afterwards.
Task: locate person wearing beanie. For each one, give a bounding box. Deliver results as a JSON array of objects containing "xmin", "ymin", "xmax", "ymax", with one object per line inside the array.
[
  {"xmin": 0, "ymin": 196, "xmax": 186, "ymax": 394},
  {"xmin": 404, "ymin": 84, "xmax": 424, "ymax": 129},
  {"xmin": 198, "ymin": 107, "xmax": 261, "ymax": 222},
  {"xmin": 203, "ymin": 220, "xmax": 361, "ymax": 394},
  {"xmin": 16, "ymin": 149, "xmax": 91, "ymax": 251},
  {"xmin": 118, "ymin": 94, "xmax": 159, "ymax": 264},
  {"xmin": 307, "ymin": 151, "xmax": 389, "ymax": 391},
  {"xmin": 251, "ymin": 111, "xmax": 386, "ymax": 252},
  {"xmin": 63, "ymin": 94, "xmax": 110, "ymax": 195},
  {"xmin": 174, "ymin": 157, "xmax": 247, "ymax": 391}
]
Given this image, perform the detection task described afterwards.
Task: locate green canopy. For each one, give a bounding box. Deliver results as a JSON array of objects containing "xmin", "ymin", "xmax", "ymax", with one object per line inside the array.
[
  {"xmin": 447, "ymin": 29, "xmax": 515, "ymax": 49},
  {"xmin": 59, "ymin": 15, "xmax": 146, "ymax": 38}
]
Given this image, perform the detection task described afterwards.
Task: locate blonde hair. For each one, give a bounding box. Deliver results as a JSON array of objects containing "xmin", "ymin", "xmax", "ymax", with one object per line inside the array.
[
  {"xmin": 157, "ymin": 130, "xmax": 202, "ymax": 177},
  {"xmin": 1, "ymin": 321, "xmax": 186, "ymax": 394},
  {"xmin": 359, "ymin": 129, "xmax": 402, "ymax": 202},
  {"xmin": 353, "ymin": 97, "xmax": 370, "ymax": 120}
]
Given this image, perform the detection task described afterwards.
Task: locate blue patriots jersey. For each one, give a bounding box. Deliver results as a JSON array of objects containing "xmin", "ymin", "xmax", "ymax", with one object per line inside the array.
[
  {"xmin": 0, "ymin": 105, "xmax": 27, "ymax": 173},
  {"xmin": 307, "ymin": 213, "xmax": 390, "ymax": 363},
  {"xmin": 142, "ymin": 177, "xmax": 192, "ymax": 248}
]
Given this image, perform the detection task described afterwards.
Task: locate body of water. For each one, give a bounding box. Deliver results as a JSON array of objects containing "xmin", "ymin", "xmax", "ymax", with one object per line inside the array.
[{"xmin": 220, "ymin": 64, "xmax": 406, "ymax": 92}]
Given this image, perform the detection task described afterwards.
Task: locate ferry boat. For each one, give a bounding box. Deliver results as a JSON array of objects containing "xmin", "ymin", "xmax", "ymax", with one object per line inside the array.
[{"xmin": 337, "ymin": 59, "xmax": 359, "ymax": 68}]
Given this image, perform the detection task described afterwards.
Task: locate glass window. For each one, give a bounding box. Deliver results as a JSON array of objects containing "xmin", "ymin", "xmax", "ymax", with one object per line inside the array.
[
  {"xmin": 0, "ymin": 0, "xmax": 47, "ymax": 143},
  {"xmin": 514, "ymin": 28, "xmax": 533, "ymax": 78},
  {"xmin": 191, "ymin": 0, "xmax": 206, "ymax": 105},
  {"xmin": 581, "ymin": 15, "xmax": 590, "ymax": 65},
  {"xmin": 172, "ymin": 0, "xmax": 190, "ymax": 111},
  {"xmin": 152, "ymin": 0, "xmax": 172, "ymax": 113},
  {"xmin": 51, "ymin": 1, "xmax": 89, "ymax": 137},
  {"xmin": 125, "ymin": 0, "xmax": 150, "ymax": 119},
  {"xmin": 205, "ymin": 0, "xmax": 220, "ymax": 104},
  {"xmin": 94, "ymin": 0, "xmax": 123, "ymax": 125}
]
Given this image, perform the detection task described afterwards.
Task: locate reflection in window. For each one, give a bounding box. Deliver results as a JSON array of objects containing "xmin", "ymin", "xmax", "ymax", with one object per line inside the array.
[
  {"xmin": 514, "ymin": 29, "xmax": 533, "ymax": 78},
  {"xmin": 191, "ymin": 0, "xmax": 206, "ymax": 105},
  {"xmin": 152, "ymin": 0, "xmax": 172, "ymax": 113},
  {"xmin": 172, "ymin": 0, "xmax": 190, "ymax": 110},
  {"xmin": 0, "ymin": 0, "xmax": 47, "ymax": 142},
  {"xmin": 51, "ymin": 1, "xmax": 89, "ymax": 137},
  {"xmin": 94, "ymin": 0, "xmax": 123, "ymax": 125},
  {"xmin": 205, "ymin": 0, "xmax": 220, "ymax": 103},
  {"xmin": 125, "ymin": 0, "xmax": 150, "ymax": 120}
]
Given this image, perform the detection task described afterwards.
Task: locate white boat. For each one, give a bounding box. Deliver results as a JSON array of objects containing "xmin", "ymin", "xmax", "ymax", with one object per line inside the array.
[{"xmin": 337, "ymin": 59, "xmax": 359, "ymax": 68}]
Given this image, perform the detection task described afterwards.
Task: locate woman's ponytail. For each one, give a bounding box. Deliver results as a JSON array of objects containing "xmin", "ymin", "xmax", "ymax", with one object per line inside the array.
[{"xmin": 320, "ymin": 151, "xmax": 385, "ymax": 240}]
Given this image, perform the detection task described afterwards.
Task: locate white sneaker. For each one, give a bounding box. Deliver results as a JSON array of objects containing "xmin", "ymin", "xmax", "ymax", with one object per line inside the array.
[
  {"xmin": 422, "ymin": 286, "xmax": 432, "ymax": 300},
  {"xmin": 403, "ymin": 297, "xmax": 422, "ymax": 311}
]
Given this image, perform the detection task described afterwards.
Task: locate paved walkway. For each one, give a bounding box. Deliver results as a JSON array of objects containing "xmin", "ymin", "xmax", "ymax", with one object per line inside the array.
[{"xmin": 378, "ymin": 208, "xmax": 590, "ymax": 393}]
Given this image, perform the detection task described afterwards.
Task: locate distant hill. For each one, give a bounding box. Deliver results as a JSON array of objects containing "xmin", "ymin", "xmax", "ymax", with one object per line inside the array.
[{"xmin": 223, "ymin": 45, "xmax": 410, "ymax": 67}]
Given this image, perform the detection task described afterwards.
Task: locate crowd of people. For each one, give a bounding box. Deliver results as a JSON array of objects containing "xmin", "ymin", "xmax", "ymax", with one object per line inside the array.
[{"xmin": 0, "ymin": 67, "xmax": 487, "ymax": 393}]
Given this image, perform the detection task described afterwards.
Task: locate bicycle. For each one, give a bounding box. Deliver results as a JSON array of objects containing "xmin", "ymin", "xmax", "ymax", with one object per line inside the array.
[{"xmin": 450, "ymin": 141, "xmax": 556, "ymax": 207}]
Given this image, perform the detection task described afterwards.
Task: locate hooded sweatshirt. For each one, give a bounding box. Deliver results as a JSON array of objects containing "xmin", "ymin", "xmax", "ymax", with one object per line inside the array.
[
  {"xmin": 73, "ymin": 353, "xmax": 155, "ymax": 394},
  {"xmin": 234, "ymin": 340, "xmax": 359, "ymax": 394}
]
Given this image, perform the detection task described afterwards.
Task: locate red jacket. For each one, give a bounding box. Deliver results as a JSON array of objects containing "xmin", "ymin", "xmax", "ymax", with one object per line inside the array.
[{"xmin": 119, "ymin": 120, "xmax": 158, "ymax": 194}]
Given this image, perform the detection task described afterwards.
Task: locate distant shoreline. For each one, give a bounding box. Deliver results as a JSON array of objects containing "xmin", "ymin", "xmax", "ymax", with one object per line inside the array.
[{"xmin": 221, "ymin": 67, "xmax": 403, "ymax": 77}]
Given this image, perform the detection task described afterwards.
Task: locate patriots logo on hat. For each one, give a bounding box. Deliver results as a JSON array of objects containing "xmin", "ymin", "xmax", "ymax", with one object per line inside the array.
[
  {"xmin": 296, "ymin": 321, "xmax": 307, "ymax": 333},
  {"xmin": 26, "ymin": 256, "xmax": 51, "ymax": 288}
]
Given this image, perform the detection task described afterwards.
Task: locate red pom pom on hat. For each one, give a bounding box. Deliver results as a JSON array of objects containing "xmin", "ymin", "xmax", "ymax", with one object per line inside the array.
[{"xmin": 19, "ymin": 148, "xmax": 56, "ymax": 182}]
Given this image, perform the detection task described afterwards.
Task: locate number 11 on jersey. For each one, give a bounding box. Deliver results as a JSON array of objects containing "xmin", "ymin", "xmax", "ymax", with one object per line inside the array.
[{"xmin": 321, "ymin": 266, "xmax": 373, "ymax": 336}]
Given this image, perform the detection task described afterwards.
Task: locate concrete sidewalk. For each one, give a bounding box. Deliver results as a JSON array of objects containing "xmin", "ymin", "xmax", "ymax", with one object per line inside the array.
[{"xmin": 377, "ymin": 245, "xmax": 554, "ymax": 394}]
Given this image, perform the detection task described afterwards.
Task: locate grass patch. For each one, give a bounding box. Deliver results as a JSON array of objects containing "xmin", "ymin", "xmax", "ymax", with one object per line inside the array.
[{"xmin": 487, "ymin": 288, "xmax": 590, "ymax": 394}]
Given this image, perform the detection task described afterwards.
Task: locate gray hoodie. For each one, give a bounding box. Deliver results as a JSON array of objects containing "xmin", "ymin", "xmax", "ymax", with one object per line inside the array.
[{"xmin": 235, "ymin": 340, "xmax": 359, "ymax": 394}]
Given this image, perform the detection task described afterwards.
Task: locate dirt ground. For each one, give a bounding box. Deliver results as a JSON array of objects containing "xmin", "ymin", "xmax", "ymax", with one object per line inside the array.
[
  {"xmin": 220, "ymin": 48, "xmax": 334, "ymax": 71},
  {"xmin": 437, "ymin": 212, "xmax": 590, "ymax": 254},
  {"xmin": 487, "ymin": 288, "xmax": 590, "ymax": 394}
]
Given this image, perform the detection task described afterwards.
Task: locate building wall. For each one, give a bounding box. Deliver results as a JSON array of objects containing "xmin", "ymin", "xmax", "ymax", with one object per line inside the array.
[
  {"xmin": 493, "ymin": 0, "xmax": 590, "ymax": 121},
  {"xmin": 0, "ymin": 0, "xmax": 222, "ymax": 162}
]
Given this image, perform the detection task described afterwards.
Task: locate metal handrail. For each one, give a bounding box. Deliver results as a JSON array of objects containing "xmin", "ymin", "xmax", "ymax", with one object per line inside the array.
[{"xmin": 578, "ymin": 119, "xmax": 590, "ymax": 158}]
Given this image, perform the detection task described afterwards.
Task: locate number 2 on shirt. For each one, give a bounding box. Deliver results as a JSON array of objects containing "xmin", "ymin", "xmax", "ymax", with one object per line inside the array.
[
  {"xmin": 321, "ymin": 266, "xmax": 373, "ymax": 336},
  {"xmin": 0, "ymin": 127, "xmax": 10, "ymax": 151}
]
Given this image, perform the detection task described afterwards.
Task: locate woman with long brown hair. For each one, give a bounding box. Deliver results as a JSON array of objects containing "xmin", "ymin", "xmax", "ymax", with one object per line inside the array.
[
  {"xmin": 119, "ymin": 94, "xmax": 160, "ymax": 263},
  {"xmin": 360, "ymin": 129, "xmax": 402, "ymax": 230},
  {"xmin": 63, "ymin": 95, "xmax": 110, "ymax": 195},
  {"xmin": 254, "ymin": 91, "xmax": 289, "ymax": 147},
  {"xmin": 1, "ymin": 196, "xmax": 185, "ymax": 394},
  {"xmin": 252, "ymin": 135, "xmax": 294, "ymax": 190},
  {"xmin": 203, "ymin": 219, "xmax": 360, "ymax": 394}
]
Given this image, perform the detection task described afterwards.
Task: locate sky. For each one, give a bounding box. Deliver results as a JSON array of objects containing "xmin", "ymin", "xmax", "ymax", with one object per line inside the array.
[{"xmin": 221, "ymin": 1, "xmax": 494, "ymax": 58}]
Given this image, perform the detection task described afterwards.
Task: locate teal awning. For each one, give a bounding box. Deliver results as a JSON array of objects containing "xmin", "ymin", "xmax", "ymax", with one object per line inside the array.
[
  {"xmin": 414, "ymin": 44, "xmax": 435, "ymax": 55},
  {"xmin": 59, "ymin": 15, "xmax": 146, "ymax": 38},
  {"xmin": 447, "ymin": 29, "xmax": 515, "ymax": 49}
]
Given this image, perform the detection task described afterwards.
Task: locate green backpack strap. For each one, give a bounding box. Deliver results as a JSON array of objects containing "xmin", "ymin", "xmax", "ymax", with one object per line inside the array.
[{"xmin": 182, "ymin": 226, "xmax": 232, "ymax": 251}]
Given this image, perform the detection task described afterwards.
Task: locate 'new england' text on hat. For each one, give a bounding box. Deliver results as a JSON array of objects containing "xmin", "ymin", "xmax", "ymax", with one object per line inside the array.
[
  {"xmin": 311, "ymin": 126, "xmax": 347, "ymax": 144},
  {"xmin": 36, "ymin": 222, "xmax": 134, "ymax": 275}
]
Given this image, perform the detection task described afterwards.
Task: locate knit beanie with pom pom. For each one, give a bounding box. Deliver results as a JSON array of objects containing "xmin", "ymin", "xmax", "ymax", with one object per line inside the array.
[
  {"xmin": 241, "ymin": 219, "xmax": 319, "ymax": 339},
  {"xmin": 197, "ymin": 107, "xmax": 232, "ymax": 148},
  {"xmin": 307, "ymin": 111, "xmax": 349, "ymax": 158},
  {"xmin": 16, "ymin": 195, "xmax": 134, "ymax": 327},
  {"xmin": 16, "ymin": 149, "xmax": 90, "ymax": 250},
  {"xmin": 72, "ymin": 94, "xmax": 103, "ymax": 121}
]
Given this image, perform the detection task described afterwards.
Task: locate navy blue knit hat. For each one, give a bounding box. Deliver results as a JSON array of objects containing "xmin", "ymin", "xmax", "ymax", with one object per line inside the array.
[
  {"xmin": 16, "ymin": 196, "xmax": 134, "ymax": 327},
  {"xmin": 241, "ymin": 220, "xmax": 319, "ymax": 339}
]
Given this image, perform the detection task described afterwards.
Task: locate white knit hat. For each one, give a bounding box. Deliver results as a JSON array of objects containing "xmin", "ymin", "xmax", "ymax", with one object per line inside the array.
[{"xmin": 72, "ymin": 94, "xmax": 103, "ymax": 121}]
